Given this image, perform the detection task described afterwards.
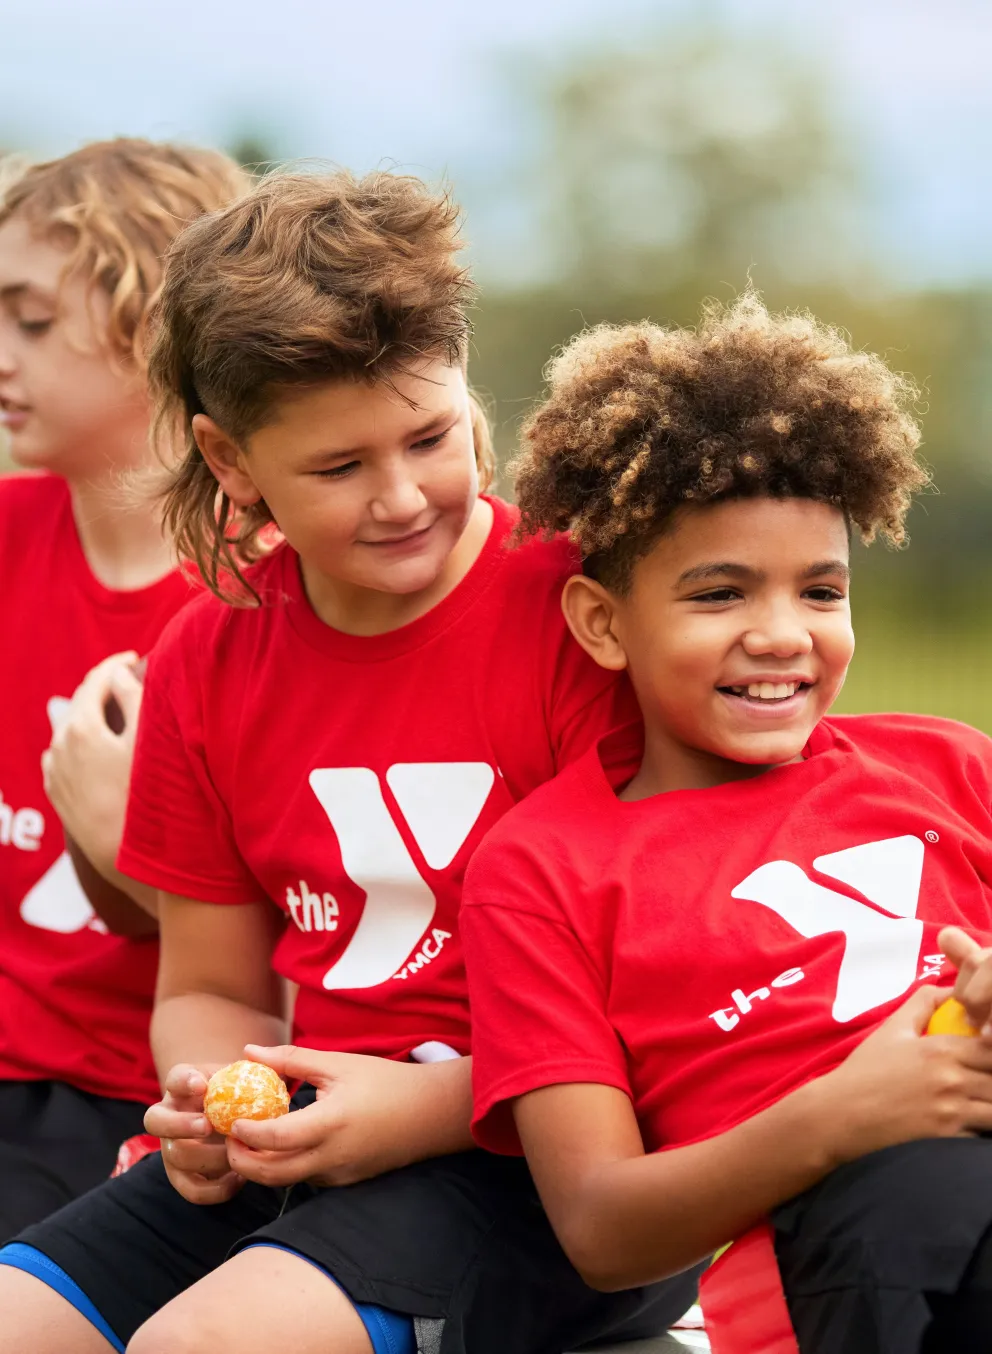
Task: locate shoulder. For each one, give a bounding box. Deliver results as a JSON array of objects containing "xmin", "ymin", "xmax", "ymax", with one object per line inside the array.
[
  {"xmin": 466, "ymin": 748, "xmax": 603, "ymax": 892},
  {"xmin": 149, "ymin": 547, "xmax": 289, "ymax": 668},
  {"xmin": 829, "ymin": 711, "xmax": 992, "ymax": 759},
  {"xmin": 827, "ymin": 711, "xmax": 992, "ymax": 788},
  {"xmin": 488, "ymin": 497, "xmax": 582, "ymax": 598},
  {"xmin": 0, "ymin": 471, "xmax": 68, "ymax": 521}
]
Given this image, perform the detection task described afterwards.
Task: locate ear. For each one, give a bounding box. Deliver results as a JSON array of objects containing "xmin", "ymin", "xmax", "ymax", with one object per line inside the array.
[
  {"xmin": 191, "ymin": 414, "xmax": 261, "ymax": 508},
  {"xmin": 561, "ymin": 574, "xmax": 629, "ymax": 672}
]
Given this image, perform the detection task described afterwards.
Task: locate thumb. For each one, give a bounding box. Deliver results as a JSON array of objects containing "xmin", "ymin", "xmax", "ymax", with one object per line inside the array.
[
  {"xmin": 892, "ymin": 984, "xmax": 952, "ymax": 1035},
  {"xmin": 938, "ymin": 926, "xmax": 980, "ymax": 972},
  {"xmin": 244, "ymin": 1043, "xmax": 329, "ymax": 1087},
  {"xmin": 107, "ymin": 665, "xmax": 144, "ymax": 733}
]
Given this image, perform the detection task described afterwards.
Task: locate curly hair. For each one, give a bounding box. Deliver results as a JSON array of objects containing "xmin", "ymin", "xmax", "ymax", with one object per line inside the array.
[
  {"xmin": 0, "ymin": 138, "xmax": 248, "ymax": 367},
  {"xmin": 513, "ymin": 292, "xmax": 928, "ymax": 592},
  {"xmin": 151, "ymin": 168, "xmax": 492, "ymax": 603}
]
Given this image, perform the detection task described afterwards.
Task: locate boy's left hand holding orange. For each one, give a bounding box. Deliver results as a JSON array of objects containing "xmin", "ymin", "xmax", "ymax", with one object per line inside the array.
[
  {"xmin": 937, "ymin": 926, "xmax": 992, "ymax": 1036},
  {"xmin": 224, "ymin": 1044, "xmax": 473, "ymax": 1189}
]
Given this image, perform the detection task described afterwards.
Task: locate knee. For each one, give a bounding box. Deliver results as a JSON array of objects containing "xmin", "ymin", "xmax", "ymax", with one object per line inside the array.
[{"xmin": 127, "ymin": 1307, "xmax": 215, "ymax": 1354}]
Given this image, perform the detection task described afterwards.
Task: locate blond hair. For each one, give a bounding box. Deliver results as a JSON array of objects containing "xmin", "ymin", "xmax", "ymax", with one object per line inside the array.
[
  {"xmin": 0, "ymin": 138, "xmax": 249, "ymax": 367},
  {"xmin": 150, "ymin": 169, "xmax": 492, "ymax": 603}
]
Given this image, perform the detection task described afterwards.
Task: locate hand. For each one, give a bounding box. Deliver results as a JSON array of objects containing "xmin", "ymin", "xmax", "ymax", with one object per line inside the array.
[
  {"xmin": 144, "ymin": 1064, "xmax": 243, "ymax": 1205},
  {"xmin": 939, "ymin": 926, "xmax": 992, "ymax": 1034},
  {"xmin": 42, "ymin": 652, "xmax": 144, "ymax": 877},
  {"xmin": 819, "ymin": 985, "xmax": 992, "ymax": 1165},
  {"xmin": 225, "ymin": 1044, "xmax": 470, "ymax": 1189}
]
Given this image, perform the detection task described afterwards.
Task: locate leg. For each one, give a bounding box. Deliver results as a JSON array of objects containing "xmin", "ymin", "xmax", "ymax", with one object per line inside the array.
[
  {"xmin": 127, "ymin": 1248, "xmax": 374, "ymax": 1354},
  {"xmin": 0, "ymin": 1267, "xmax": 114, "ymax": 1354}
]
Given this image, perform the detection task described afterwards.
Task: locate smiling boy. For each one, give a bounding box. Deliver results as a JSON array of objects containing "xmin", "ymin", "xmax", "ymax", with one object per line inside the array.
[{"xmin": 463, "ymin": 295, "xmax": 992, "ymax": 1354}]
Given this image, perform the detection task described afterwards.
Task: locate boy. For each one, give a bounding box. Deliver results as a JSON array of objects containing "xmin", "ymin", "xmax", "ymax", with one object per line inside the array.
[{"xmin": 464, "ymin": 295, "xmax": 992, "ymax": 1354}]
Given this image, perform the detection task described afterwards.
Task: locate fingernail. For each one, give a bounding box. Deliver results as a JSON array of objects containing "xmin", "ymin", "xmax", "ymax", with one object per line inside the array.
[{"xmin": 191, "ymin": 1117, "xmax": 208, "ymax": 1134}]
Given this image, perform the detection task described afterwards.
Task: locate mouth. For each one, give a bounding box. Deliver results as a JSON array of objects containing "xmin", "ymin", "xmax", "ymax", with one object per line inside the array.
[
  {"xmin": 716, "ymin": 679, "xmax": 815, "ymax": 718},
  {"xmin": 0, "ymin": 399, "xmax": 30, "ymax": 430},
  {"xmin": 358, "ymin": 522, "xmax": 436, "ymax": 550}
]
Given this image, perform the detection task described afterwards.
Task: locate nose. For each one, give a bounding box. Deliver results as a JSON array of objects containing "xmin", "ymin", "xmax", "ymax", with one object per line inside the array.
[
  {"xmin": 741, "ymin": 596, "xmax": 813, "ymax": 660},
  {"xmin": 0, "ymin": 335, "xmax": 16, "ymax": 379},
  {"xmin": 368, "ymin": 462, "xmax": 428, "ymax": 524}
]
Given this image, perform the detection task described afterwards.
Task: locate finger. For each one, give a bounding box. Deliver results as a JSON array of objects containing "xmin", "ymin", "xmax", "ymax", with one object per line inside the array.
[
  {"xmin": 225, "ymin": 1143, "xmax": 311, "ymax": 1188},
  {"xmin": 168, "ymin": 1168, "xmax": 244, "ymax": 1206},
  {"xmin": 963, "ymin": 1101, "xmax": 992, "ymax": 1134},
  {"xmin": 244, "ymin": 1043, "xmax": 329, "ymax": 1086},
  {"xmin": 107, "ymin": 666, "xmax": 143, "ymax": 732},
  {"xmin": 40, "ymin": 749, "xmax": 54, "ymax": 795},
  {"xmin": 163, "ymin": 1063, "xmax": 209, "ymax": 1104},
  {"xmin": 229, "ymin": 1104, "xmax": 331, "ymax": 1154},
  {"xmin": 888, "ymin": 984, "xmax": 951, "ymax": 1034},
  {"xmin": 164, "ymin": 1139, "xmax": 231, "ymax": 1178},
  {"xmin": 939, "ymin": 927, "xmax": 983, "ymax": 973},
  {"xmin": 144, "ymin": 1105, "xmax": 211, "ymax": 1139}
]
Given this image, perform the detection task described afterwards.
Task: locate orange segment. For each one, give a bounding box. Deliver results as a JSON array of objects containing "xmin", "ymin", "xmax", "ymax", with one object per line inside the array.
[
  {"xmin": 203, "ymin": 1059, "xmax": 290, "ymax": 1136},
  {"xmin": 926, "ymin": 997, "xmax": 979, "ymax": 1038}
]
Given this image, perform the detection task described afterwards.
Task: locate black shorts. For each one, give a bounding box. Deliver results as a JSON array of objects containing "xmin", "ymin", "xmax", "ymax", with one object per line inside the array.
[
  {"xmin": 0, "ymin": 1080, "xmax": 147, "ymax": 1241},
  {"xmin": 772, "ymin": 1138, "xmax": 992, "ymax": 1354},
  {"xmin": 16, "ymin": 1145, "xmax": 701, "ymax": 1354}
]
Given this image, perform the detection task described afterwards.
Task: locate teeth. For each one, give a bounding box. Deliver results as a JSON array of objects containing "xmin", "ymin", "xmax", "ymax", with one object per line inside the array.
[{"xmin": 743, "ymin": 682, "xmax": 800, "ymax": 700}]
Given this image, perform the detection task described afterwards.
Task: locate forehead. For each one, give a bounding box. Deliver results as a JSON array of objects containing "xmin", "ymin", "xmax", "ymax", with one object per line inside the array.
[
  {"xmin": 0, "ymin": 214, "xmax": 74, "ymax": 294},
  {"xmin": 659, "ymin": 497, "xmax": 851, "ymax": 568},
  {"xmin": 258, "ymin": 359, "xmax": 467, "ymax": 443}
]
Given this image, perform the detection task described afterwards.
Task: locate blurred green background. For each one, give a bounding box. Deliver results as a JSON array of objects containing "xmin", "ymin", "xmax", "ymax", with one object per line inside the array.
[{"xmin": 3, "ymin": 1, "xmax": 989, "ymax": 730}]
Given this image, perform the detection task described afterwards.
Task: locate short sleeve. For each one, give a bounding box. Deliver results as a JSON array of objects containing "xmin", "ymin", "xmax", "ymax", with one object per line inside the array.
[
  {"xmin": 463, "ymin": 833, "xmax": 631, "ymax": 1156},
  {"xmin": 117, "ymin": 615, "xmax": 264, "ymax": 904}
]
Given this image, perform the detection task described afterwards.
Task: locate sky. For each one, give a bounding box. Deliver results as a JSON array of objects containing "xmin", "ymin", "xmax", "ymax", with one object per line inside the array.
[{"xmin": 3, "ymin": 0, "xmax": 991, "ymax": 288}]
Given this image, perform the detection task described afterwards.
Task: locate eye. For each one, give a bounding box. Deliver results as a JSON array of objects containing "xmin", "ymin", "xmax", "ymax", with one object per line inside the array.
[
  {"xmin": 18, "ymin": 318, "xmax": 53, "ymax": 336},
  {"xmin": 314, "ymin": 460, "xmax": 360, "ymax": 480},
  {"xmin": 804, "ymin": 585, "xmax": 846, "ymax": 603},
  {"xmin": 411, "ymin": 427, "xmax": 450, "ymax": 452},
  {"xmin": 690, "ymin": 588, "xmax": 742, "ymax": 604}
]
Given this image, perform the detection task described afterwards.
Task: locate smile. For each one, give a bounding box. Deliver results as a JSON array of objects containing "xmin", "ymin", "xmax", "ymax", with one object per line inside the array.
[
  {"xmin": 358, "ymin": 522, "xmax": 436, "ymax": 549},
  {"xmin": 720, "ymin": 681, "xmax": 809, "ymax": 702}
]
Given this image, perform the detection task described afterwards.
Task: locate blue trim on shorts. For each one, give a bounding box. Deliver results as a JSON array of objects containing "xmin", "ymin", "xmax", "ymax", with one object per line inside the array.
[
  {"xmin": 241, "ymin": 1242, "xmax": 416, "ymax": 1354},
  {"xmin": 0, "ymin": 1242, "xmax": 125, "ymax": 1352}
]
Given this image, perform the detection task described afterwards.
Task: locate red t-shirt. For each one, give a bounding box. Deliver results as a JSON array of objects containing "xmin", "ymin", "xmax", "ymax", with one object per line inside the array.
[
  {"xmin": 0, "ymin": 473, "xmax": 193, "ymax": 1103},
  {"xmin": 465, "ymin": 714, "xmax": 992, "ymax": 1155},
  {"xmin": 118, "ymin": 497, "xmax": 636, "ymax": 1061}
]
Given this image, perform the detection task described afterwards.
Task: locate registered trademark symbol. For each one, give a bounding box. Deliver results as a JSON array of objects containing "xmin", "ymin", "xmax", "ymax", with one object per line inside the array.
[{"xmin": 925, "ymin": 830, "xmax": 939, "ymax": 843}]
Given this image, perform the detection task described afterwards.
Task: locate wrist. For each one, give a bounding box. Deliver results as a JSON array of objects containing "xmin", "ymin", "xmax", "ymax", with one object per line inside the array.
[{"xmin": 786, "ymin": 1072, "xmax": 854, "ymax": 1172}]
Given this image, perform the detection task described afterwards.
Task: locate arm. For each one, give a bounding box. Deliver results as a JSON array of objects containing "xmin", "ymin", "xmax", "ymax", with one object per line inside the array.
[
  {"xmin": 515, "ymin": 987, "xmax": 992, "ymax": 1290},
  {"xmin": 143, "ymin": 891, "xmax": 289, "ymax": 1204},
  {"xmin": 42, "ymin": 652, "xmax": 159, "ymax": 933}
]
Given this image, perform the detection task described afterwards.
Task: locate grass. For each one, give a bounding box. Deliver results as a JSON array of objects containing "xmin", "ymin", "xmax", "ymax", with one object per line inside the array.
[{"xmin": 834, "ymin": 611, "xmax": 991, "ymax": 734}]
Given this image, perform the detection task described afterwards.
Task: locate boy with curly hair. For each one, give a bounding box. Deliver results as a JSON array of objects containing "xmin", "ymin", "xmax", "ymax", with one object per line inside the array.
[{"xmin": 464, "ymin": 293, "xmax": 992, "ymax": 1353}]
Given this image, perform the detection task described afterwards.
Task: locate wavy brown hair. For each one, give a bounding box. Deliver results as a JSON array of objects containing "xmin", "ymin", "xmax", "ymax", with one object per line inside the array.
[
  {"xmin": 513, "ymin": 292, "xmax": 928, "ymax": 591},
  {"xmin": 0, "ymin": 138, "xmax": 248, "ymax": 367},
  {"xmin": 150, "ymin": 169, "xmax": 492, "ymax": 603}
]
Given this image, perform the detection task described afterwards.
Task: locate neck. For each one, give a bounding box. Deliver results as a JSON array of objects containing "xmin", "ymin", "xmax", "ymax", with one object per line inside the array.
[
  {"xmin": 69, "ymin": 474, "xmax": 175, "ymax": 591},
  {"xmin": 620, "ymin": 728, "xmax": 785, "ymax": 802},
  {"xmin": 301, "ymin": 497, "xmax": 494, "ymax": 636}
]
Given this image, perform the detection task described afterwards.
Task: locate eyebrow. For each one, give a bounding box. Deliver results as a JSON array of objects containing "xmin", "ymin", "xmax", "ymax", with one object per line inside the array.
[
  {"xmin": 298, "ymin": 410, "xmax": 455, "ymax": 466},
  {"xmin": 676, "ymin": 558, "xmax": 851, "ymax": 587},
  {"xmin": 0, "ymin": 281, "xmax": 57, "ymax": 304}
]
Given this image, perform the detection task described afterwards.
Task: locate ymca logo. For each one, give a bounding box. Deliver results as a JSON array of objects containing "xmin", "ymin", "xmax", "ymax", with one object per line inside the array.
[
  {"xmin": 731, "ymin": 835, "xmax": 927, "ymax": 1023},
  {"xmin": 308, "ymin": 762, "xmax": 495, "ymax": 992}
]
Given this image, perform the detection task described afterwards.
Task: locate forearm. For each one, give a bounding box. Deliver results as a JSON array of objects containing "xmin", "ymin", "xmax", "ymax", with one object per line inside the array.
[
  {"xmin": 403, "ymin": 1056, "xmax": 475, "ymax": 1162},
  {"xmin": 151, "ymin": 992, "xmax": 288, "ymax": 1086},
  {"xmin": 561, "ymin": 1077, "xmax": 838, "ymax": 1290}
]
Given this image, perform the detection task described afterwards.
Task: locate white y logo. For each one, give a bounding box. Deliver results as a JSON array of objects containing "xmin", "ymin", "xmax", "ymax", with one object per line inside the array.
[
  {"xmin": 19, "ymin": 697, "xmax": 107, "ymax": 935},
  {"xmin": 731, "ymin": 836, "xmax": 926, "ymax": 1023},
  {"xmin": 308, "ymin": 762, "xmax": 494, "ymax": 991}
]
